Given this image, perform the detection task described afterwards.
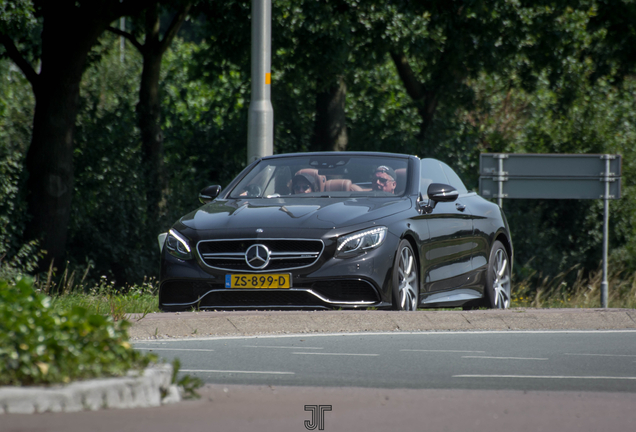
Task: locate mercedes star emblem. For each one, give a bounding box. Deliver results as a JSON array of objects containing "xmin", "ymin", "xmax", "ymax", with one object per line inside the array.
[{"xmin": 245, "ymin": 244, "xmax": 270, "ymax": 269}]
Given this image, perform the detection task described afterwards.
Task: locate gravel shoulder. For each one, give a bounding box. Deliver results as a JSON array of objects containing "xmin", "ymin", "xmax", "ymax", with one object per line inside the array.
[{"xmin": 128, "ymin": 308, "xmax": 636, "ymax": 340}]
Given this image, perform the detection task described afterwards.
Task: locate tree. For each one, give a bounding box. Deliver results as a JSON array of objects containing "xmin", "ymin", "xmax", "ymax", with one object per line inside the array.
[
  {"xmin": 386, "ymin": 1, "xmax": 583, "ymax": 148},
  {"xmin": 0, "ymin": 0, "xmax": 160, "ymax": 270},
  {"xmin": 586, "ymin": 0, "xmax": 636, "ymax": 84},
  {"xmin": 195, "ymin": 0, "xmax": 396, "ymax": 152},
  {"xmin": 107, "ymin": 2, "xmax": 192, "ymax": 228}
]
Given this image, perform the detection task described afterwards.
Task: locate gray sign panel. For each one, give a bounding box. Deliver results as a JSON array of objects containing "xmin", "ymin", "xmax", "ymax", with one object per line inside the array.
[
  {"xmin": 479, "ymin": 153, "xmax": 622, "ymax": 200},
  {"xmin": 480, "ymin": 177, "xmax": 622, "ymax": 200},
  {"xmin": 480, "ymin": 154, "xmax": 622, "ymax": 178}
]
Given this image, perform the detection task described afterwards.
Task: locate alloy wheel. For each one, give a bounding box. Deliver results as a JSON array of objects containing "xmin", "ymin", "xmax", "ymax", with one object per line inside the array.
[
  {"xmin": 491, "ymin": 247, "xmax": 511, "ymax": 309},
  {"xmin": 397, "ymin": 244, "xmax": 418, "ymax": 311}
]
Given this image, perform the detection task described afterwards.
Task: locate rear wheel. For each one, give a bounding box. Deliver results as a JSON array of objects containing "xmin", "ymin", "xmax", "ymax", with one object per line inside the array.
[
  {"xmin": 392, "ymin": 239, "xmax": 419, "ymax": 311},
  {"xmin": 483, "ymin": 240, "xmax": 511, "ymax": 309}
]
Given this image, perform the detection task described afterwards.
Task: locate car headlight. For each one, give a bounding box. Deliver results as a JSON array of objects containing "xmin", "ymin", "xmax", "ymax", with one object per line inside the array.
[
  {"xmin": 165, "ymin": 229, "xmax": 193, "ymax": 260},
  {"xmin": 336, "ymin": 227, "xmax": 388, "ymax": 257}
]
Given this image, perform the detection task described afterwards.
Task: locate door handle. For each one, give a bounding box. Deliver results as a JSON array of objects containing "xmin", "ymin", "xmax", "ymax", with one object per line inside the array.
[{"xmin": 455, "ymin": 202, "xmax": 466, "ymax": 212}]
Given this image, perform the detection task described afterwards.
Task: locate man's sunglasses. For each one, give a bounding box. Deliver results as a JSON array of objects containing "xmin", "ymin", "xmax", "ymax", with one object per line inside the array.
[
  {"xmin": 293, "ymin": 183, "xmax": 312, "ymax": 192},
  {"xmin": 373, "ymin": 176, "xmax": 392, "ymax": 184}
]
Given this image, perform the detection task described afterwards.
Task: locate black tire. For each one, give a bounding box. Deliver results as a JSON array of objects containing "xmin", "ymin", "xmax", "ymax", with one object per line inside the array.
[
  {"xmin": 482, "ymin": 240, "xmax": 511, "ymax": 309},
  {"xmin": 391, "ymin": 239, "xmax": 419, "ymax": 311}
]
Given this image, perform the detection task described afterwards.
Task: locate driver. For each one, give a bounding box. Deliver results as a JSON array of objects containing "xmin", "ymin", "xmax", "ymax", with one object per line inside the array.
[
  {"xmin": 291, "ymin": 172, "xmax": 319, "ymax": 194},
  {"xmin": 372, "ymin": 165, "xmax": 397, "ymax": 194}
]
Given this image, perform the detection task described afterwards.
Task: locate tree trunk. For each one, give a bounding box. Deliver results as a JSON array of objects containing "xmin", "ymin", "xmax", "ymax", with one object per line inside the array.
[
  {"xmin": 138, "ymin": 5, "xmax": 166, "ymax": 226},
  {"xmin": 24, "ymin": 11, "xmax": 107, "ymax": 269},
  {"xmin": 310, "ymin": 76, "xmax": 348, "ymax": 152},
  {"xmin": 135, "ymin": 3, "xmax": 190, "ymax": 227},
  {"xmin": 390, "ymin": 52, "xmax": 439, "ymax": 140}
]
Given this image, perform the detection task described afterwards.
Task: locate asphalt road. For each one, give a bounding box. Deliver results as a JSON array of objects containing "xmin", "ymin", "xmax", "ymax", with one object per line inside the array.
[
  {"xmin": 134, "ymin": 330, "xmax": 636, "ymax": 393},
  {"xmin": 5, "ymin": 310, "xmax": 636, "ymax": 432}
]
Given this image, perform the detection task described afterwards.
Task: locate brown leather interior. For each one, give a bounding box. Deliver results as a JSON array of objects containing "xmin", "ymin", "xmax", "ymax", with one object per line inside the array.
[
  {"xmin": 295, "ymin": 168, "xmax": 326, "ymax": 192},
  {"xmin": 324, "ymin": 179, "xmax": 352, "ymax": 191}
]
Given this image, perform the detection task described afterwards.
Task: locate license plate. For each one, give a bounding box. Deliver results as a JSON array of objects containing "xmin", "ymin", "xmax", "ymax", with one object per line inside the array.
[{"xmin": 225, "ymin": 274, "xmax": 291, "ymax": 289}]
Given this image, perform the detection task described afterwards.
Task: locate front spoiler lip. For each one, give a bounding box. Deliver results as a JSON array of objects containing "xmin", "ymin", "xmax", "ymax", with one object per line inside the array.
[{"xmin": 160, "ymin": 288, "xmax": 381, "ymax": 308}]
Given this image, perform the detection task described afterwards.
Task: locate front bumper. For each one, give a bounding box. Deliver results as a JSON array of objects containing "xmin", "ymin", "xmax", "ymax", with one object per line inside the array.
[{"xmin": 158, "ymin": 240, "xmax": 396, "ymax": 311}]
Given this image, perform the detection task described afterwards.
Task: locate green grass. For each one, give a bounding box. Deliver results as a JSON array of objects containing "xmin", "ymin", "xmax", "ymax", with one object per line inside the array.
[
  {"xmin": 512, "ymin": 264, "xmax": 636, "ymax": 309},
  {"xmin": 46, "ymin": 275, "xmax": 160, "ymax": 320}
]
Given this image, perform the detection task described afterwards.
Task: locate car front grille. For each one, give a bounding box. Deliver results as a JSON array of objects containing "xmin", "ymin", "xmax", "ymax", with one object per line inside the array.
[
  {"xmin": 197, "ymin": 290, "xmax": 320, "ymax": 307},
  {"xmin": 197, "ymin": 238, "xmax": 324, "ymax": 272}
]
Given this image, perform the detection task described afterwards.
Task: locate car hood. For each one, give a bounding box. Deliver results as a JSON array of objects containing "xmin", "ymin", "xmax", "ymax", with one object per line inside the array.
[{"xmin": 179, "ymin": 197, "xmax": 412, "ymax": 232}]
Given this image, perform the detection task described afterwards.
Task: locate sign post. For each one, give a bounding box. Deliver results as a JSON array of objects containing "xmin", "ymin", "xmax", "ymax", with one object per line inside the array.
[{"xmin": 479, "ymin": 153, "xmax": 622, "ymax": 308}]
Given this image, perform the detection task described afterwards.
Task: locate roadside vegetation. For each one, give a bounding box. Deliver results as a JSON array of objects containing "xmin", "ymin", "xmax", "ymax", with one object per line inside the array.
[
  {"xmin": 0, "ymin": 277, "xmax": 155, "ymax": 386},
  {"xmin": 0, "ymin": 276, "xmax": 202, "ymax": 396},
  {"xmin": 512, "ymin": 263, "xmax": 636, "ymax": 309},
  {"xmin": 48, "ymin": 274, "xmax": 161, "ymax": 318}
]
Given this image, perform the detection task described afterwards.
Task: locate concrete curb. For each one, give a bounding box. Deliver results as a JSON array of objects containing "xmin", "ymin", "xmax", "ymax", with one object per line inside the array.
[
  {"xmin": 0, "ymin": 363, "xmax": 181, "ymax": 415},
  {"xmin": 127, "ymin": 308, "xmax": 636, "ymax": 340}
]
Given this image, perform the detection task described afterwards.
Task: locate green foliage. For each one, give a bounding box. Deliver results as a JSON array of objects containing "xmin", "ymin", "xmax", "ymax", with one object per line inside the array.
[
  {"xmin": 69, "ymin": 34, "xmax": 155, "ymax": 284},
  {"xmin": 161, "ymin": 38, "xmax": 250, "ymax": 200},
  {"xmin": 346, "ymin": 55, "xmax": 421, "ymax": 155},
  {"xmin": 0, "ymin": 277, "xmax": 156, "ymax": 386},
  {"xmin": 0, "ymin": 59, "xmax": 33, "ymax": 261},
  {"xmin": 50, "ymin": 275, "xmax": 160, "ymax": 318},
  {"xmin": 0, "ymin": 0, "xmax": 36, "ymax": 35},
  {"xmin": 170, "ymin": 358, "xmax": 203, "ymax": 399}
]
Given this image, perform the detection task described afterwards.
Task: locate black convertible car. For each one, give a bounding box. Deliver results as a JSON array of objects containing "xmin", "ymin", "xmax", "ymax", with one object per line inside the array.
[{"xmin": 158, "ymin": 152, "xmax": 513, "ymax": 311}]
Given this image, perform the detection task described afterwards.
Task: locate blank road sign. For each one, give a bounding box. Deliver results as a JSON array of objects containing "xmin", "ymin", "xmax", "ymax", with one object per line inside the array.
[
  {"xmin": 479, "ymin": 154, "xmax": 622, "ymax": 200},
  {"xmin": 480, "ymin": 154, "xmax": 621, "ymax": 178},
  {"xmin": 479, "ymin": 177, "xmax": 621, "ymax": 200}
]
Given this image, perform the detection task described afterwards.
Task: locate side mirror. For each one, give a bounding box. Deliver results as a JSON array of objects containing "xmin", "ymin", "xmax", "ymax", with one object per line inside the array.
[
  {"xmin": 418, "ymin": 183, "xmax": 458, "ymax": 214},
  {"xmin": 199, "ymin": 185, "xmax": 222, "ymax": 204},
  {"xmin": 427, "ymin": 183, "xmax": 458, "ymax": 203}
]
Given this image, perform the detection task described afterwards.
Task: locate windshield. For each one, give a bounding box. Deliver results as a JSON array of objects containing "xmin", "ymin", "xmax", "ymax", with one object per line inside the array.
[{"xmin": 229, "ymin": 155, "xmax": 410, "ymax": 199}]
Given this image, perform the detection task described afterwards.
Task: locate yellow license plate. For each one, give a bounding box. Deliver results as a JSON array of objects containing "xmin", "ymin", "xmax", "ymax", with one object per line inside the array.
[{"xmin": 225, "ymin": 273, "xmax": 291, "ymax": 289}]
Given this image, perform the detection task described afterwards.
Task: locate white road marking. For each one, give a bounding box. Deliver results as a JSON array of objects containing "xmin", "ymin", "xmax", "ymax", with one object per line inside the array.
[
  {"xmin": 564, "ymin": 353, "xmax": 636, "ymax": 358},
  {"xmin": 291, "ymin": 352, "xmax": 379, "ymax": 357},
  {"xmin": 132, "ymin": 329, "xmax": 636, "ymax": 343},
  {"xmin": 243, "ymin": 345, "xmax": 323, "ymax": 349},
  {"xmin": 135, "ymin": 348, "xmax": 215, "ymax": 352},
  {"xmin": 181, "ymin": 369, "xmax": 295, "ymax": 375},
  {"xmin": 462, "ymin": 356, "xmax": 548, "ymax": 360},
  {"xmin": 401, "ymin": 349, "xmax": 486, "ymax": 353},
  {"xmin": 453, "ymin": 374, "xmax": 636, "ymax": 380}
]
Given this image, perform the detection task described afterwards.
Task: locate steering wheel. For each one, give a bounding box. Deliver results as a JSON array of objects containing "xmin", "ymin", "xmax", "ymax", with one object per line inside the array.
[{"xmin": 244, "ymin": 184, "xmax": 262, "ymax": 197}]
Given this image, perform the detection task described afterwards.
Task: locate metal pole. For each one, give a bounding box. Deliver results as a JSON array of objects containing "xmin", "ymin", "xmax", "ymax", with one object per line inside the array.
[
  {"xmin": 601, "ymin": 156, "xmax": 610, "ymax": 308},
  {"xmin": 497, "ymin": 156, "xmax": 503, "ymax": 208},
  {"xmin": 247, "ymin": 0, "xmax": 274, "ymax": 164}
]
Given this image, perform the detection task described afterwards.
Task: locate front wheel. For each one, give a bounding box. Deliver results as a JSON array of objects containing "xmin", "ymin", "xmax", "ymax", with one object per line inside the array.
[
  {"xmin": 483, "ymin": 240, "xmax": 511, "ymax": 309},
  {"xmin": 392, "ymin": 239, "xmax": 419, "ymax": 311}
]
